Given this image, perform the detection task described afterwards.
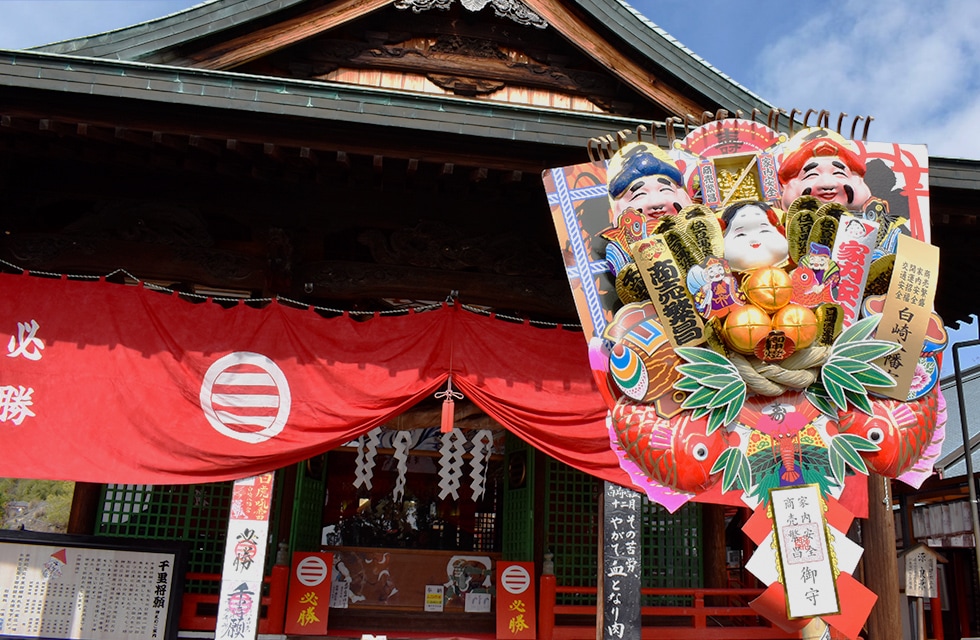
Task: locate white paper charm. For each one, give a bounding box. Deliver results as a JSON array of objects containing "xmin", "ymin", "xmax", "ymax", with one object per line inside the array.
[
  {"xmin": 391, "ymin": 430, "xmax": 413, "ymax": 503},
  {"xmin": 353, "ymin": 427, "xmax": 381, "ymax": 490},
  {"xmin": 468, "ymin": 429, "xmax": 494, "ymax": 501},
  {"xmin": 438, "ymin": 429, "xmax": 467, "ymax": 500}
]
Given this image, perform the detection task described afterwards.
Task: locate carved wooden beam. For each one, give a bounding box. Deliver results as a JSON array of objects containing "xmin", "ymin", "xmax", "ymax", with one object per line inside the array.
[
  {"xmin": 300, "ymin": 147, "xmax": 320, "ymax": 166},
  {"xmin": 301, "ymin": 39, "xmax": 615, "ymax": 97},
  {"xmin": 152, "ymin": 131, "xmax": 189, "ymax": 151},
  {"xmin": 3, "ymin": 106, "xmax": 555, "ymax": 175},
  {"xmin": 189, "ymin": 135, "xmax": 223, "ymax": 156},
  {"xmin": 38, "ymin": 119, "xmax": 75, "ymax": 136},
  {"xmin": 226, "ymin": 139, "xmax": 261, "ymax": 160},
  {"xmin": 75, "ymin": 123, "xmax": 117, "ymax": 145},
  {"xmin": 115, "ymin": 127, "xmax": 154, "ymax": 148},
  {"xmin": 181, "ymin": 0, "xmax": 393, "ymax": 70}
]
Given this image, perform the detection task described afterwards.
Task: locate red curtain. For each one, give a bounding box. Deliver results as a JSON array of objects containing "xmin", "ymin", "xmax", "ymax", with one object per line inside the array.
[{"xmin": 0, "ymin": 273, "xmax": 623, "ymax": 485}]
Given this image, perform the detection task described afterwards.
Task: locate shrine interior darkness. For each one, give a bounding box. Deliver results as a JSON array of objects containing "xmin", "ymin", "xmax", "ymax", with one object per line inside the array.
[{"xmin": 0, "ymin": 99, "xmax": 582, "ymax": 322}]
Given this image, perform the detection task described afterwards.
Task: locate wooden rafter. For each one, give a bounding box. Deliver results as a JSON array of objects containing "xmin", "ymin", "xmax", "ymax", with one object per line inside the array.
[
  {"xmin": 183, "ymin": 0, "xmax": 393, "ymax": 70},
  {"xmin": 0, "ymin": 109, "xmax": 560, "ymax": 173},
  {"xmin": 526, "ymin": 0, "xmax": 707, "ymax": 117}
]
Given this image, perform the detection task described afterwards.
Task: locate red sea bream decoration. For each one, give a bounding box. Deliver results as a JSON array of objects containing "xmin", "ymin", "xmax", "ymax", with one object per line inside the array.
[{"xmin": 544, "ymin": 116, "xmax": 946, "ymax": 638}]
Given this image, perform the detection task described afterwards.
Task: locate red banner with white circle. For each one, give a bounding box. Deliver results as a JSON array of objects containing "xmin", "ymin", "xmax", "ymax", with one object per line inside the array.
[
  {"xmin": 0, "ymin": 272, "xmax": 615, "ymax": 486},
  {"xmin": 496, "ymin": 562, "xmax": 536, "ymax": 640},
  {"xmin": 284, "ymin": 552, "xmax": 333, "ymax": 635}
]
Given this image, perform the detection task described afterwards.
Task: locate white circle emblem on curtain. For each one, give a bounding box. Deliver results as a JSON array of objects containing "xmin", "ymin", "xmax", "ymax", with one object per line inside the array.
[{"xmin": 200, "ymin": 352, "xmax": 291, "ymax": 443}]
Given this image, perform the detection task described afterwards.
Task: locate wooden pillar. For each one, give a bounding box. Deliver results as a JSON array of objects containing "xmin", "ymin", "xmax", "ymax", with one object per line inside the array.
[
  {"xmin": 952, "ymin": 552, "xmax": 971, "ymax": 639},
  {"xmin": 66, "ymin": 482, "xmax": 100, "ymax": 535},
  {"xmin": 702, "ymin": 504, "xmax": 728, "ymax": 604},
  {"xmin": 865, "ymin": 473, "xmax": 901, "ymax": 639},
  {"xmin": 929, "ymin": 595, "xmax": 944, "ymax": 640}
]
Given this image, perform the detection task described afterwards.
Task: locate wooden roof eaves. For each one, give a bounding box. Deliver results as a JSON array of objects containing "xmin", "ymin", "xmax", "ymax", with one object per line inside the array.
[
  {"xmin": 29, "ymin": 0, "xmax": 765, "ymax": 118},
  {"xmin": 31, "ymin": 0, "xmax": 308, "ymax": 62},
  {"xmin": 575, "ymin": 0, "xmax": 771, "ymax": 117},
  {"xmin": 5, "ymin": 53, "xmax": 976, "ymax": 188},
  {"xmin": 0, "ymin": 50, "xmax": 646, "ymax": 150},
  {"xmin": 156, "ymin": 0, "xmax": 711, "ymax": 118},
  {"xmin": 931, "ymin": 157, "xmax": 980, "ymax": 191},
  {"xmin": 176, "ymin": 0, "xmax": 393, "ymax": 70}
]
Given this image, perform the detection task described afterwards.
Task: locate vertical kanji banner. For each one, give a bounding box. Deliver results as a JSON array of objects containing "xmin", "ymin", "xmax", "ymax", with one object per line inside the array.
[
  {"xmin": 601, "ymin": 482, "xmax": 641, "ymax": 640},
  {"xmin": 216, "ymin": 473, "xmax": 275, "ymax": 639}
]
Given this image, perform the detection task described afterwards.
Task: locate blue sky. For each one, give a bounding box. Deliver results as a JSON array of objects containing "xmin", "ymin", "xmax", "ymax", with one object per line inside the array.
[{"xmin": 0, "ymin": 0, "xmax": 977, "ymax": 366}]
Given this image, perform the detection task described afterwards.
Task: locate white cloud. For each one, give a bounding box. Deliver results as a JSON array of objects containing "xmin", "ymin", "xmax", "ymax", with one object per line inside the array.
[{"xmin": 754, "ymin": 0, "xmax": 980, "ymax": 159}]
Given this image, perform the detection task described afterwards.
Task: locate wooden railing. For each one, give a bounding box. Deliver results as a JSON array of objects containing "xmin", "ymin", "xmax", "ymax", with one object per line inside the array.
[
  {"xmin": 178, "ymin": 566, "xmax": 289, "ymax": 634},
  {"xmin": 176, "ymin": 567, "xmax": 798, "ymax": 639},
  {"xmin": 539, "ymin": 575, "xmax": 801, "ymax": 640}
]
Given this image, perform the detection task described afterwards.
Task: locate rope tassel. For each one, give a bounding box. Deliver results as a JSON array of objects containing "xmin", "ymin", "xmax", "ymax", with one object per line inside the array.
[{"xmin": 435, "ymin": 376, "xmax": 464, "ymax": 433}]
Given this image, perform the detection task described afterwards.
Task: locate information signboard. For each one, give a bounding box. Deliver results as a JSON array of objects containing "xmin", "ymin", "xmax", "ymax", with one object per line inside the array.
[
  {"xmin": 601, "ymin": 482, "xmax": 641, "ymax": 640},
  {"xmin": 0, "ymin": 529, "xmax": 185, "ymax": 640}
]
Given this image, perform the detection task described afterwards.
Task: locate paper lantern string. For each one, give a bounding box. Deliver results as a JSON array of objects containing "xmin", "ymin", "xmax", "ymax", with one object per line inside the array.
[{"xmin": 435, "ymin": 376, "xmax": 465, "ymax": 433}]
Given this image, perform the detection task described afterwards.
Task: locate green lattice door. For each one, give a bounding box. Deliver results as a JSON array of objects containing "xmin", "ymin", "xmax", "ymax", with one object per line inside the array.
[
  {"xmin": 97, "ymin": 476, "xmax": 285, "ymax": 599},
  {"xmin": 543, "ymin": 457, "xmax": 702, "ymax": 607},
  {"xmin": 289, "ymin": 455, "xmax": 328, "ymax": 554},
  {"xmin": 502, "ymin": 433, "xmax": 535, "ymax": 561},
  {"xmin": 97, "ymin": 483, "xmax": 233, "ymax": 574},
  {"xmin": 639, "ymin": 491, "xmax": 702, "ymax": 606}
]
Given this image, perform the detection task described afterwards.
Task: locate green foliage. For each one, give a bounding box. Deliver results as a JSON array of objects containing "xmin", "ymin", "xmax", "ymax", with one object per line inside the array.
[
  {"xmin": 0, "ymin": 479, "xmax": 75, "ymax": 531},
  {"xmin": 710, "ymin": 447, "xmax": 751, "ymax": 494},
  {"xmin": 828, "ymin": 434, "xmax": 880, "ymax": 484},
  {"xmin": 807, "ymin": 315, "xmax": 901, "ymax": 416},
  {"xmin": 675, "ymin": 346, "xmax": 746, "ymax": 433},
  {"xmin": 0, "ymin": 478, "xmax": 13, "ymax": 513}
]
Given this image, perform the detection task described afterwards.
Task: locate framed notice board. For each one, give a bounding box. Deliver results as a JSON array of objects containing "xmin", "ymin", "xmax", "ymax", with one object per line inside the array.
[{"xmin": 0, "ymin": 529, "xmax": 186, "ymax": 640}]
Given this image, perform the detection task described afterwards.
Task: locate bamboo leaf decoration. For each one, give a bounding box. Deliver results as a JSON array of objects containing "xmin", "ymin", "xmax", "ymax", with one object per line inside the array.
[
  {"xmin": 805, "ymin": 315, "xmax": 901, "ymax": 417},
  {"xmin": 710, "ymin": 447, "xmax": 752, "ymax": 494},
  {"xmin": 828, "ymin": 433, "xmax": 880, "ymax": 484},
  {"xmin": 675, "ymin": 347, "xmax": 746, "ymax": 434}
]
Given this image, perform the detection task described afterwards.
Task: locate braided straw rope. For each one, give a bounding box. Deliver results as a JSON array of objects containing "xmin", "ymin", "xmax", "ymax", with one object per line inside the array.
[{"xmin": 729, "ymin": 346, "xmax": 831, "ymax": 396}]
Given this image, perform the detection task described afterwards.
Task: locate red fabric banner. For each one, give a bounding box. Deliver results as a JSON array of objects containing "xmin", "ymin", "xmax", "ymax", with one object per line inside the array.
[
  {"xmin": 0, "ymin": 273, "xmax": 622, "ymax": 485},
  {"xmin": 284, "ymin": 552, "xmax": 333, "ymax": 635}
]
